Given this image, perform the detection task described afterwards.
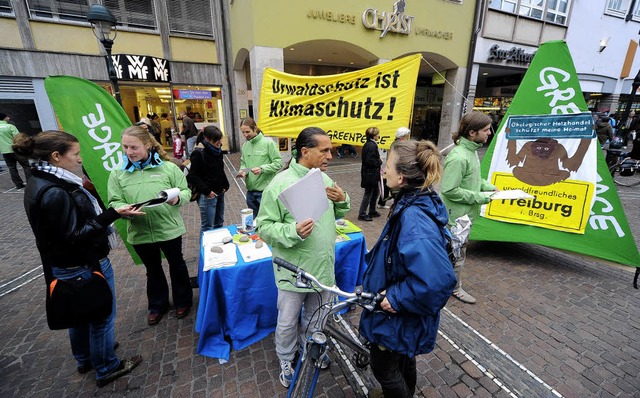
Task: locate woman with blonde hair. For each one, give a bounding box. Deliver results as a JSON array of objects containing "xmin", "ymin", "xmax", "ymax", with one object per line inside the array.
[
  {"xmin": 108, "ymin": 126, "xmax": 193, "ymax": 326},
  {"xmin": 359, "ymin": 139, "xmax": 456, "ymax": 397}
]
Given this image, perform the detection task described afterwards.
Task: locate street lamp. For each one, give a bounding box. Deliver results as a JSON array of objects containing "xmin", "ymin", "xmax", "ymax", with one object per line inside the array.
[
  {"xmin": 87, "ymin": 4, "xmax": 121, "ymax": 106},
  {"xmin": 616, "ymin": 68, "xmax": 640, "ymax": 142}
]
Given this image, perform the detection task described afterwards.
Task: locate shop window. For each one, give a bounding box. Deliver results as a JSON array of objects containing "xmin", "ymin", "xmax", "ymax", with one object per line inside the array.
[
  {"xmin": 166, "ymin": 0, "xmax": 213, "ymax": 37},
  {"xmin": 26, "ymin": 0, "xmax": 91, "ymax": 22},
  {"xmin": 0, "ymin": 0, "xmax": 12, "ymax": 15},
  {"xmin": 0, "ymin": 99, "xmax": 41, "ymax": 135},
  {"xmin": 104, "ymin": 0, "xmax": 156, "ymax": 30}
]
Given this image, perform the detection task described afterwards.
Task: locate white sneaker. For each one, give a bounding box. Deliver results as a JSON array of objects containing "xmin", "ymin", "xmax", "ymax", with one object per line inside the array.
[
  {"xmin": 279, "ymin": 359, "xmax": 294, "ymax": 388},
  {"xmin": 452, "ymin": 288, "xmax": 476, "ymax": 304}
]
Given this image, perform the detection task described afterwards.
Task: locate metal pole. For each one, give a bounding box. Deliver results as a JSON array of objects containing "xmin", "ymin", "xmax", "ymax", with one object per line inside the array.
[
  {"xmin": 618, "ymin": 69, "xmax": 640, "ymax": 134},
  {"xmin": 101, "ymin": 39, "xmax": 122, "ymax": 107}
]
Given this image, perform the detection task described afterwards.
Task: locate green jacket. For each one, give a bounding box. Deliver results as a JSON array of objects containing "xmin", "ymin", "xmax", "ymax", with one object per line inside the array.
[
  {"xmin": 256, "ymin": 160, "xmax": 350, "ymax": 291},
  {"xmin": 0, "ymin": 120, "xmax": 19, "ymax": 154},
  {"xmin": 108, "ymin": 160, "xmax": 191, "ymax": 244},
  {"xmin": 440, "ymin": 137, "xmax": 495, "ymax": 225},
  {"xmin": 240, "ymin": 133, "xmax": 283, "ymax": 191}
]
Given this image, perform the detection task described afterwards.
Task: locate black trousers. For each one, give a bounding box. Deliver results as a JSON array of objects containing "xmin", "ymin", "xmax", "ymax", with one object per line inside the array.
[
  {"xmin": 2, "ymin": 152, "xmax": 30, "ymax": 187},
  {"xmin": 370, "ymin": 344, "xmax": 417, "ymax": 398},
  {"xmin": 359, "ymin": 184, "xmax": 379, "ymax": 217},
  {"xmin": 133, "ymin": 236, "xmax": 193, "ymax": 313}
]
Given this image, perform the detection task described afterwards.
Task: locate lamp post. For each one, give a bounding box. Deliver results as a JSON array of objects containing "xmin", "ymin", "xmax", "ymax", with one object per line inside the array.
[{"xmin": 87, "ymin": 4, "xmax": 121, "ymax": 106}]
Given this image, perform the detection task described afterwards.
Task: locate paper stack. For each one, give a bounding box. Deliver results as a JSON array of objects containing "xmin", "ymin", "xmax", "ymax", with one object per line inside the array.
[
  {"xmin": 277, "ymin": 168, "xmax": 329, "ymax": 222},
  {"xmin": 202, "ymin": 229, "xmax": 237, "ymax": 271}
]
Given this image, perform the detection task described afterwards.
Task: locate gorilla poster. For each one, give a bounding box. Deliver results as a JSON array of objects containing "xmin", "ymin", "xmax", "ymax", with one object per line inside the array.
[{"xmin": 471, "ymin": 40, "xmax": 640, "ymax": 268}]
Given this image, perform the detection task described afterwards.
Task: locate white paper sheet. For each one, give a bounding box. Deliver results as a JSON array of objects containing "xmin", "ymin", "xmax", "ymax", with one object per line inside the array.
[
  {"xmin": 237, "ymin": 242, "xmax": 273, "ymax": 263},
  {"xmin": 202, "ymin": 229, "xmax": 237, "ymax": 270},
  {"xmin": 490, "ymin": 189, "xmax": 534, "ymax": 201},
  {"xmin": 133, "ymin": 187, "xmax": 181, "ymax": 208},
  {"xmin": 277, "ymin": 168, "xmax": 329, "ymax": 222}
]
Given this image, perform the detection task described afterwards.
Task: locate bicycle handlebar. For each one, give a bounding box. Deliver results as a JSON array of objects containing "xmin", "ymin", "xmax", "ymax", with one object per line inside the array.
[{"xmin": 274, "ymin": 257, "xmax": 384, "ymax": 309}]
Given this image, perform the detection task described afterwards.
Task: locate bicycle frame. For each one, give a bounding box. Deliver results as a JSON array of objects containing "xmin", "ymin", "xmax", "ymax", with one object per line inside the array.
[{"xmin": 275, "ymin": 257, "xmax": 382, "ymax": 398}]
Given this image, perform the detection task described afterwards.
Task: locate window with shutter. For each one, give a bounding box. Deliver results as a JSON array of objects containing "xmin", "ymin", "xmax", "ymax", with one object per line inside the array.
[
  {"xmin": 26, "ymin": 0, "xmax": 92, "ymax": 22},
  {"xmin": 104, "ymin": 0, "xmax": 156, "ymax": 30},
  {"xmin": 0, "ymin": 0, "xmax": 12, "ymax": 15},
  {"xmin": 166, "ymin": 0, "xmax": 213, "ymax": 37}
]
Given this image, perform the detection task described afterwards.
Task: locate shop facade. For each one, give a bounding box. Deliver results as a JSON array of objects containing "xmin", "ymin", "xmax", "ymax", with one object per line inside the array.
[
  {"xmin": 0, "ymin": 0, "xmax": 234, "ymax": 150},
  {"xmin": 227, "ymin": 0, "xmax": 476, "ymax": 147}
]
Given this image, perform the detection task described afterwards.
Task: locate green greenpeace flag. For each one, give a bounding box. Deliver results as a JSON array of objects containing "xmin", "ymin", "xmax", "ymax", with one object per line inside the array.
[
  {"xmin": 472, "ymin": 41, "xmax": 640, "ymax": 267},
  {"xmin": 44, "ymin": 76, "xmax": 141, "ymax": 263}
]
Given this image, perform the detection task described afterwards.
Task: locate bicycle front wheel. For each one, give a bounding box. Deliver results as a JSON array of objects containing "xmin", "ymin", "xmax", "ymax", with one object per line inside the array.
[
  {"xmin": 289, "ymin": 356, "xmax": 319, "ymax": 398},
  {"xmin": 610, "ymin": 164, "xmax": 640, "ymax": 187}
]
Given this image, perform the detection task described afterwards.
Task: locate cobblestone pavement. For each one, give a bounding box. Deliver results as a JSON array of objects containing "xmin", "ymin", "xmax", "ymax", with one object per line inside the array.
[{"xmin": 0, "ymin": 147, "xmax": 639, "ymax": 397}]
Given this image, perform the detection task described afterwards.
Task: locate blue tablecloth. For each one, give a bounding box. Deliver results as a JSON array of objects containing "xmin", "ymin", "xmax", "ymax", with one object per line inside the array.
[{"xmin": 194, "ymin": 225, "xmax": 367, "ymax": 362}]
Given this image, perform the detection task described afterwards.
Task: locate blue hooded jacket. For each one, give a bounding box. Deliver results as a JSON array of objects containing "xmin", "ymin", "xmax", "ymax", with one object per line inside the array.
[{"xmin": 359, "ymin": 188, "xmax": 456, "ymax": 357}]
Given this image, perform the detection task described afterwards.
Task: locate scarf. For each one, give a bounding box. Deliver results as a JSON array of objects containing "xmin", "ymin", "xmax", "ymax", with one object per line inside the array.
[
  {"xmin": 34, "ymin": 160, "xmax": 117, "ymax": 249},
  {"xmin": 121, "ymin": 150, "xmax": 163, "ymax": 172},
  {"xmin": 203, "ymin": 140, "xmax": 222, "ymax": 155}
]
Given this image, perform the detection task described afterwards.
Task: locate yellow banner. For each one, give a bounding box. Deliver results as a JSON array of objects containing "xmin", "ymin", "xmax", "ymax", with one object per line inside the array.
[
  {"xmin": 257, "ymin": 54, "xmax": 421, "ymax": 150},
  {"xmin": 485, "ymin": 172, "xmax": 594, "ymax": 234}
]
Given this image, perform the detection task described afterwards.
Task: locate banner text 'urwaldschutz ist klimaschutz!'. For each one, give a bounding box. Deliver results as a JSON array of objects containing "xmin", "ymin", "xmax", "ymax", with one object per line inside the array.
[{"xmin": 258, "ymin": 54, "xmax": 421, "ymax": 150}]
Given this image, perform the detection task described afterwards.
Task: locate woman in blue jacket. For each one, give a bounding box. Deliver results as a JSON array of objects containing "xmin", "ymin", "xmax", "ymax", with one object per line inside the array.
[{"xmin": 359, "ymin": 139, "xmax": 456, "ymax": 397}]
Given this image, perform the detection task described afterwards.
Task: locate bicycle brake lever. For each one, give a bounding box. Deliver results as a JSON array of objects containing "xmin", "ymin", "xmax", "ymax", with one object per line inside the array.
[{"xmin": 294, "ymin": 273, "xmax": 312, "ymax": 289}]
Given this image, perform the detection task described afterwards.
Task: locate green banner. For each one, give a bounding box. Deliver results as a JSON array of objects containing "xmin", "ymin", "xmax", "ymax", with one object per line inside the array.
[
  {"xmin": 44, "ymin": 76, "xmax": 141, "ymax": 264},
  {"xmin": 472, "ymin": 41, "xmax": 640, "ymax": 267}
]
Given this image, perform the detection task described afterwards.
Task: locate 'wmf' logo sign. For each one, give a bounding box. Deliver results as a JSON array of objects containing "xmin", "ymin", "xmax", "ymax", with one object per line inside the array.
[{"xmin": 112, "ymin": 54, "xmax": 172, "ymax": 83}]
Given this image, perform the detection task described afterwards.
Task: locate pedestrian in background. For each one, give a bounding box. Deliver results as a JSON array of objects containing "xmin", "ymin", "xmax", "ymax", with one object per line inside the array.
[
  {"xmin": 14, "ymin": 130, "xmax": 143, "ymax": 387},
  {"xmin": 358, "ymin": 127, "xmax": 382, "ymax": 222},
  {"xmin": 337, "ymin": 143, "xmax": 357, "ymax": 158},
  {"xmin": 359, "ymin": 139, "xmax": 456, "ymax": 398},
  {"xmin": 441, "ymin": 111, "xmax": 497, "ymax": 304},
  {"xmin": 256, "ymin": 127, "xmax": 350, "ymax": 388},
  {"xmin": 179, "ymin": 110, "xmax": 198, "ymax": 158},
  {"xmin": 0, "ymin": 112, "xmax": 31, "ymax": 189},
  {"xmin": 187, "ymin": 125, "xmax": 229, "ymax": 235},
  {"xmin": 108, "ymin": 126, "xmax": 193, "ymax": 326},
  {"xmin": 236, "ymin": 117, "xmax": 283, "ymax": 217}
]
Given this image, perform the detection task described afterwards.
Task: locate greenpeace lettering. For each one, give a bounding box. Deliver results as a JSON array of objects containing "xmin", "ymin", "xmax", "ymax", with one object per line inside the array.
[
  {"xmin": 81, "ymin": 103, "xmax": 123, "ymax": 172},
  {"xmin": 589, "ymin": 172, "xmax": 624, "ymax": 237},
  {"xmin": 537, "ymin": 67, "xmax": 580, "ymax": 114}
]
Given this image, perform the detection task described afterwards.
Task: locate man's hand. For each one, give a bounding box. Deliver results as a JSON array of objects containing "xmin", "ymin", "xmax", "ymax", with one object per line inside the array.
[
  {"xmin": 251, "ymin": 167, "xmax": 262, "ymax": 175},
  {"xmin": 326, "ymin": 182, "xmax": 346, "ymax": 202},
  {"xmin": 296, "ymin": 218, "xmax": 314, "ymax": 239}
]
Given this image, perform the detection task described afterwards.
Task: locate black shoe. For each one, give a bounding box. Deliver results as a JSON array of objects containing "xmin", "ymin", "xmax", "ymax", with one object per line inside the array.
[
  {"xmin": 190, "ymin": 276, "xmax": 199, "ymax": 288},
  {"xmin": 96, "ymin": 355, "xmax": 143, "ymax": 387},
  {"xmin": 358, "ymin": 215, "xmax": 373, "ymax": 222},
  {"xmin": 369, "ymin": 211, "xmax": 382, "ymax": 218},
  {"xmin": 15, "ymin": 184, "xmax": 25, "ymax": 189},
  {"xmin": 77, "ymin": 342, "xmax": 120, "ymax": 374}
]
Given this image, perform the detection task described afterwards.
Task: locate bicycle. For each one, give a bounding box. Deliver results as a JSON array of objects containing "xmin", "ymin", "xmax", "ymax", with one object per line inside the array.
[
  {"xmin": 607, "ymin": 149, "xmax": 640, "ymax": 187},
  {"xmin": 274, "ymin": 257, "xmax": 384, "ymax": 398}
]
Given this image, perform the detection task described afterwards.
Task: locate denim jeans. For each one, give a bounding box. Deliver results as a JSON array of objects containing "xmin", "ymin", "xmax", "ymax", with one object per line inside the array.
[
  {"xmin": 246, "ymin": 191, "xmax": 263, "ymax": 218},
  {"xmin": 186, "ymin": 136, "xmax": 197, "ymax": 158},
  {"xmin": 133, "ymin": 236, "xmax": 193, "ymax": 314},
  {"xmin": 198, "ymin": 192, "xmax": 225, "ymax": 236},
  {"xmin": 51, "ymin": 258, "xmax": 119, "ymax": 379}
]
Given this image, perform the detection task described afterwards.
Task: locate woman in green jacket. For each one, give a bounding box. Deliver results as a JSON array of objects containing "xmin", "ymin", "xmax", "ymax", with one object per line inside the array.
[{"xmin": 108, "ymin": 126, "xmax": 193, "ymax": 326}]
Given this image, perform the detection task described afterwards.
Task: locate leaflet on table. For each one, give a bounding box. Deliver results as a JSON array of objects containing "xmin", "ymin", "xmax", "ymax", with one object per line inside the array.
[
  {"xmin": 277, "ymin": 168, "xmax": 329, "ymax": 222},
  {"xmin": 237, "ymin": 241, "xmax": 272, "ymax": 263},
  {"xmin": 489, "ymin": 189, "xmax": 534, "ymax": 201},
  {"xmin": 132, "ymin": 187, "xmax": 180, "ymax": 208},
  {"xmin": 335, "ymin": 219, "xmax": 362, "ymax": 234},
  {"xmin": 202, "ymin": 229, "xmax": 237, "ymax": 270}
]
